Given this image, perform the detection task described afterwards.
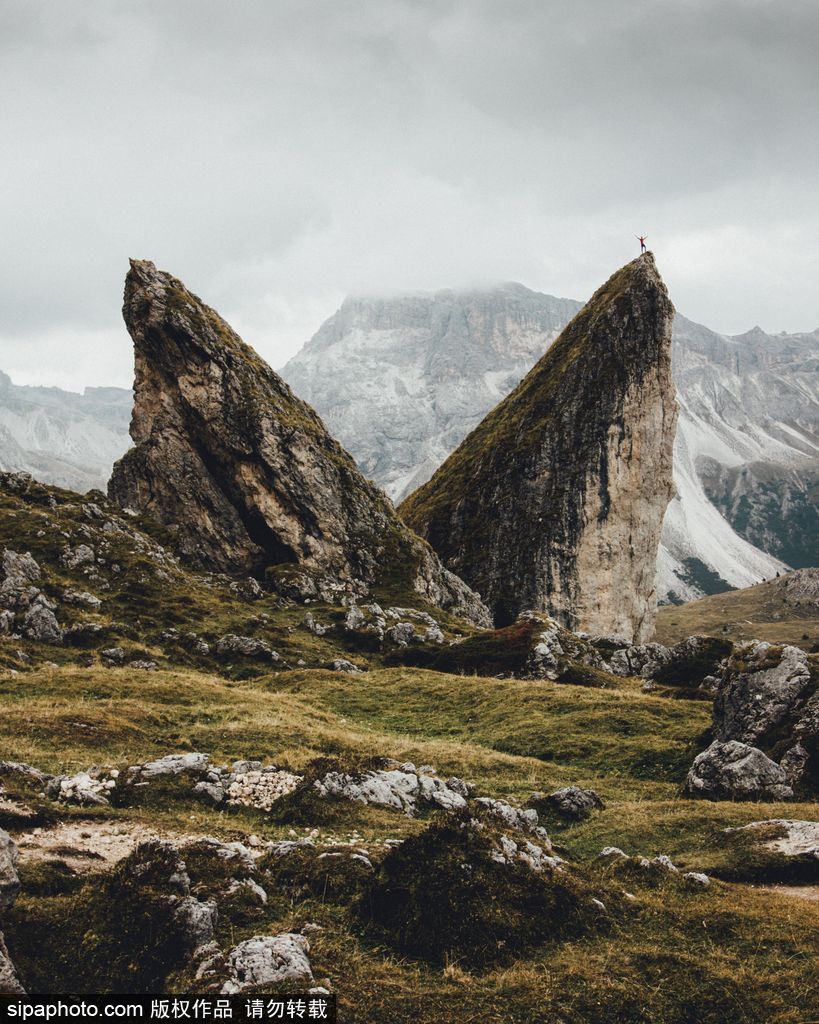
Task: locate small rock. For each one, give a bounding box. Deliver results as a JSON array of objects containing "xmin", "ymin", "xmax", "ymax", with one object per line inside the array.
[
  {"xmin": 220, "ymin": 933, "xmax": 314, "ymax": 994},
  {"xmin": 61, "ymin": 544, "xmax": 96, "ymax": 570},
  {"xmin": 331, "ymin": 659, "xmax": 363, "ymax": 674},
  {"xmin": 302, "ymin": 612, "xmax": 327, "ymax": 636},
  {"xmin": 62, "ymin": 590, "xmax": 102, "ymax": 610},
  {"xmin": 541, "ymin": 786, "xmax": 604, "ymax": 821}
]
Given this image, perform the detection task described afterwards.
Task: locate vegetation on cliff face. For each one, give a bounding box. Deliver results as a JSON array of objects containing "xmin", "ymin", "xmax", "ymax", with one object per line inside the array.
[{"xmin": 400, "ymin": 254, "xmax": 677, "ymax": 642}]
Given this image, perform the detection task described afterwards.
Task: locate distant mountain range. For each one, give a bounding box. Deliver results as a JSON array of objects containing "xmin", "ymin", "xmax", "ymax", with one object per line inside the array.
[
  {"xmin": 0, "ymin": 371, "xmax": 131, "ymax": 492},
  {"xmin": 1, "ymin": 283, "xmax": 816, "ymax": 603}
]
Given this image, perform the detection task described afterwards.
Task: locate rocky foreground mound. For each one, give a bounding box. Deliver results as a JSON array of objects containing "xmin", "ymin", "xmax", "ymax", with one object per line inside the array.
[
  {"xmin": 400, "ymin": 253, "xmax": 677, "ymax": 642},
  {"xmin": 108, "ymin": 260, "xmax": 488, "ymax": 624}
]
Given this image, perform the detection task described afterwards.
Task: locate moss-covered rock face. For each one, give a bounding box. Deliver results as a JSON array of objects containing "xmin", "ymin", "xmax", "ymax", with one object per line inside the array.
[
  {"xmin": 400, "ymin": 254, "xmax": 677, "ymax": 642},
  {"xmin": 108, "ymin": 260, "xmax": 489, "ymax": 626},
  {"xmin": 358, "ymin": 816, "xmax": 609, "ymax": 969},
  {"xmin": 386, "ymin": 611, "xmax": 620, "ymax": 687}
]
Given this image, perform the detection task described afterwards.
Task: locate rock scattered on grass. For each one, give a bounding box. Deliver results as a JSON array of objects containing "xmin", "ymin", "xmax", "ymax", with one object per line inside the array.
[
  {"xmin": 683, "ymin": 740, "xmax": 793, "ymax": 802},
  {"xmin": 536, "ymin": 786, "xmax": 605, "ymax": 821}
]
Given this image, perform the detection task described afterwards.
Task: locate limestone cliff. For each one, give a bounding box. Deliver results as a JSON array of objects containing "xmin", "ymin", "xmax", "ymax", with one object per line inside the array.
[
  {"xmin": 399, "ymin": 253, "xmax": 677, "ymax": 642},
  {"xmin": 108, "ymin": 260, "xmax": 489, "ymax": 625}
]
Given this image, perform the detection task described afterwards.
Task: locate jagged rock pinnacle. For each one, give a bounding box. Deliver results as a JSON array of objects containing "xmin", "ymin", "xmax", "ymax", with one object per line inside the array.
[
  {"xmin": 108, "ymin": 260, "xmax": 490, "ymax": 624},
  {"xmin": 400, "ymin": 253, "xmax": 678, "ymax": 642}
]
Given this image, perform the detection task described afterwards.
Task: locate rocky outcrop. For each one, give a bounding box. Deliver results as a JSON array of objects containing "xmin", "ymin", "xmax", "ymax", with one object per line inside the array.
[
  {"xmin": 714, "ymin": 642, "xmax": 812, "ymax": 747},
  {"xmin": 683, "ymin": 641, "xmax": 819, "ymax": 794},
  {"xmin": 285, "ymin": 284, "xmax": 809, "ymax": 603},
  {"xmin": 683, "ymin": 740, "xmax": 793, "ymax": 801},
  {"xmin": 0, "ymin": 932, "xmax": 25, "ymax": 996},
  {"xmin": 108, "ymin": 260, "xmax": 489, "ymax": 625},
  {"xmin": 0, "ymin": 549, "xmax": 62, "ymax": 644},
  {"xmin": 313, "ymin": 763, "xmax": 471, "ymax": 816},
  {"xmin": 596, "ymin": 634, "xmax": 733, "ymax": 689},
  {"xmin": 400, "ymin": 254, "xmax": 677, "ymax": 641}
]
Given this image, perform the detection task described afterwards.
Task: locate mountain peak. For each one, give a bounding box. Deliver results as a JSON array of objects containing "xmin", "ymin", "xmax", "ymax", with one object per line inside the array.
[
  {"xmin": 108, "ymin": 260, "xmax": 490, "ymax": 623},
  {"xmin": 399, "ymin": 256, "xmax": 678, "ymax": 641}
]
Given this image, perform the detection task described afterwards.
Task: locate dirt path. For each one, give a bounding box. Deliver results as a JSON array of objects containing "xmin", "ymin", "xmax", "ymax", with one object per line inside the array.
[
  {"xmin": 754, "ymin": 884, "xmax": 819, "ymax": 903},
  {"xmin": 14, "ymin": 820, "xmax": 197, "ymax": 872}
]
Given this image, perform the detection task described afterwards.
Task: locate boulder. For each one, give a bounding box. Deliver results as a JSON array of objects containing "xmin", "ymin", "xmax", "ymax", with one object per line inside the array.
[
  {"xmin": 683, "ymin": 740, "xmax": 793, "ymax": 801},
  {"xmin": 314, "ymin": 767, "xmax": 469, "ymax": 816},
  {"xmin": 714, "ymin": 642, "xmax": 811, "ymax": 747},
  {"xmin": 62, "ymin": 590, "xmax": 102, "ymax": 609},
  {"xmin": 46, "ymin": 770, "xmax": 114, "ymax": 806},
  {"xmin": 2, "ymin": 550, "xmax": 40, "ymax": 585},
  {"xmin": 540, "ymin": 786, "xmax": 605, "ymax": 821},
  {"xmin": 607, "ymin": 641, "xmax": 671, "ymax": 678},
  {"xmin": 471, "ymin": 797, "xmax": 549, "ymax": 842},
  {"xmin": 647, "ymin": 635, "xmax": 732, "ymax": 688},
  {"xmin": 220, "ymin": 933, "xmax": 314, "ymax": 994},
  {"xmin": 61, "ymin": 544, "xmax": 95, "ymax": 570},
  {"xmin": 172, "ymin": 896, "xmax": 218, "ymax": 949},
  {"xmin": 215, "ymin": 635, "xmax": 279, "ymax": 661},
  {"xmin": 302, "ymin": 612, "xmax": 327, "ymax": 636},
  {"xmin": 22, "ymin": 599, "xmax": 62, "ymax": 644},
  {"xmin": 0, "ymin": 932, "xmax": 25, "ymax": 995},
  {"xmin": 330, "ymin": 659, "xmax": 363, "ymax": 674},
  {"xmin": 127, "ymin": 752, "xmax": 211, "ymax": 782}
]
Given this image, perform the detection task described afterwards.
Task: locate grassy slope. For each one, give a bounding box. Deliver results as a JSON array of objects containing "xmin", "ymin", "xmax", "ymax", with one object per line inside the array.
[
  {"xmin": 655, "ymin": 576, "xmax": 818, "ymax": 650},
  {"xmin": 2, "ymin": 664, "xmax": 817, "ymax": 1022},
  {"xmin": 0, "ymin": 478, "xmax": 477, "ymax": 680}
]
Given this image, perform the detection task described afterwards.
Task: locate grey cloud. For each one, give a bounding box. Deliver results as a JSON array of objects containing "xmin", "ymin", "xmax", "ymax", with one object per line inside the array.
[{"xmin": 1, "ymin": 0, "xmax": 817, "ymax": 389}]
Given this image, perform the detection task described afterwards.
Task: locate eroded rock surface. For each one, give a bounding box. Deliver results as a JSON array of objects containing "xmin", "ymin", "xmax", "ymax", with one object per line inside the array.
[
  {"xmin": 683, "ymin": 740, "xmax": 793, "ymax": 801},
  {"xmin": 400, "ymin": 254, "xmax": 677, "ymax": 641},
  {"xmin": 108, "ymin": 260, "xmax": 488, "ymax": 625},
  {"xmin": 714, "ymin": 642, "xmax": 812, "ymax": 748},
  {"xmin": 0, "ymin": 829, "xmax": 25, "ymax": 993},
  {"xmin": 313, "ymin": 766, "xmax": 470, "ymax": 816}
]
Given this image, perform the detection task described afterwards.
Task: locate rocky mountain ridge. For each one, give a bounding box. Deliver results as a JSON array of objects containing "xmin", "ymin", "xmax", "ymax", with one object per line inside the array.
[
  {"xmin": 283, "ymin": 285, "xmax": 815, "ymax": 602},
  {"xmin": 0, "ymin": 372, "xmax": 130, "ymax": 493},
  {"xmin": 2, "ymin": 282, "xmax": 815, "ymax": 604}
]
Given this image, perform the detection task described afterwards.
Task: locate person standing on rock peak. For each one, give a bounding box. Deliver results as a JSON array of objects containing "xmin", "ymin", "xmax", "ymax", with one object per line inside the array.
[{"xmin": 636, "ymin": 235, "xmax": 647, "ymax": 253}]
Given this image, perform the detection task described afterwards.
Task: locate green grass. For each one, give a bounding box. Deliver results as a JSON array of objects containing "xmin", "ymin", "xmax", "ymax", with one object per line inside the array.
[
  {"xmin": 2, "ymin": 661, "xmax": 818, "ymax": 1018},
  {"xmin": 655, "ymin": 576, "xmax": 818, "ymax": 650}
]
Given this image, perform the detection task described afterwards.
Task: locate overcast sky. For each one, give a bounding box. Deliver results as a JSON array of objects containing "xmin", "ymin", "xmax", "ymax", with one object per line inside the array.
[{"xmin": 2, "ymin": 0, "xmax": 818, "ymax": 391}]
